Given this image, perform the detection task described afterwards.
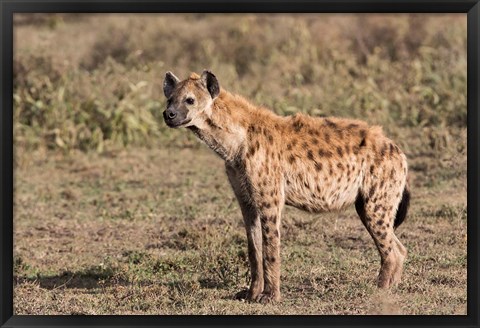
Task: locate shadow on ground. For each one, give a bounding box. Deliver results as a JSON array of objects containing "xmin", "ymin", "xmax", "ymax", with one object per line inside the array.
[{"xmin": 14, "ymin": 265, "xmax": 128, "ymax": 290}]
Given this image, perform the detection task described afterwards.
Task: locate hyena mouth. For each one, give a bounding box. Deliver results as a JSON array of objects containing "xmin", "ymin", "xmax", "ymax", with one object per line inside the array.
[{"xmin": 166, "ymin": 118, "xmax": 192, "ymax": 128}]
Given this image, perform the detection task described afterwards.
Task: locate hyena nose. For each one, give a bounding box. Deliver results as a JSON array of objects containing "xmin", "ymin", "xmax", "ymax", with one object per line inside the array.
[{"xmin": 164, "ymin": 109, "xmax": 177, "ymax": 120}]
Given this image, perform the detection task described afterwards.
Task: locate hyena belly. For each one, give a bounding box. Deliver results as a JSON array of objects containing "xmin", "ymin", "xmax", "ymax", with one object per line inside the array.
[{"xmin": 284, "ymin": 154, "xmax": 365, "ymax": 212}]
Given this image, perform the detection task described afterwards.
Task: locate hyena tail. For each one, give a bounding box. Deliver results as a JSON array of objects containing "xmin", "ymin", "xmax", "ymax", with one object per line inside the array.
[{"xmin": 394, "ymin": 184, "xmax": 410, "ymax": 230}]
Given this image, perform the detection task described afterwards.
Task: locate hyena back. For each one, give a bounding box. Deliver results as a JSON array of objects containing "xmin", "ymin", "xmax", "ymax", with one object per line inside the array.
[{"xmin": 163, "ymin": 70, "xmax": 410, "ymax": 303}]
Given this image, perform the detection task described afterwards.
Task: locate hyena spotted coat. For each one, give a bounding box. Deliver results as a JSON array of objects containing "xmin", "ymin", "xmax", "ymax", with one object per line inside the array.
[{"xmin": 163, "ymin": 70, "xmax": 410, "ymax": 303}]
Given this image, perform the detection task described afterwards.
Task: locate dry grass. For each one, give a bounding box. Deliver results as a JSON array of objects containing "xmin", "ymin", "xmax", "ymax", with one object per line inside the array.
[
  {"xmin": 13, "ymin": 14, "xmax": 467, "ymax": 315},
  {"xmin": 13, "ymin": 145, "xmax": 466, "ymax": 315}
]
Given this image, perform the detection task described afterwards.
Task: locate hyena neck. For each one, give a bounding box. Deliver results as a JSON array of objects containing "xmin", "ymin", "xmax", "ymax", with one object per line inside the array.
[{"xmin": 188, "ymin": 90, "xmax": 250, "ymax": 162}]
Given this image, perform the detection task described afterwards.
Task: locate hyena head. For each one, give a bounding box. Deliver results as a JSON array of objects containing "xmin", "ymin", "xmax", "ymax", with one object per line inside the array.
[{"xmin": 163, "ymin": 70, "xmax": 220, "ymax": 128}]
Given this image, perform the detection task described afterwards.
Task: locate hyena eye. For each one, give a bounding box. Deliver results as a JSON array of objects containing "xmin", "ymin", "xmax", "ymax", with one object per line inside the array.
[{"xmin": 185, "ymin": 97, "xmax": 195, "ymax": 105}]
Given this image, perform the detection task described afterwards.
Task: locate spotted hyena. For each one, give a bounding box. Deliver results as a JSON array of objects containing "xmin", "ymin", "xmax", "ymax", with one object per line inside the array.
[{"xmin": 162, "ymin": 70, "xmax": 410, "ymax": 303}]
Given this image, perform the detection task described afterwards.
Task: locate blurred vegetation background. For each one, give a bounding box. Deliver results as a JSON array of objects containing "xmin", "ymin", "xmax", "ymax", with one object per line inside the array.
[{"xmin": 14, "ymin": 14, "xmax": 466, "ymax": 158}]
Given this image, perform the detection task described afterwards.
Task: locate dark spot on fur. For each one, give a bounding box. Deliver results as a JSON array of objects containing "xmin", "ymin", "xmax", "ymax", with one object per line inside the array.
[
  {"xmin": 324, "ymin": 119, "xmax": 337, "ymax": 128},
  {"xmin": 287, "ymin": 143, "xmax": 293, "ymax": 150},
  {"xmin": 380, "ymin": 144, "xmax": 387, "ymax": 158},
  {"xmin": 370, "ymin": 165, "xmax": 375, "ymax": 174},
  {"xmin": 345, "ymin": 144, "xmax": 350, "ymax": 154},
  {"xmin": 359, "ymin": 129, "xmax": 366, "ymax": 139},
  {"xmin": 267, "ymin": 134, "xmax": 274, "ymax": 144},
  {"xmin": 311, "ymin": 137, "xmax": 319, "ymax": 145},
  {"xmin": 314, "ymin": 162, "xmax": 322, "ymax": 171},
  {"xmin": 377, "ymin": 219, "xmax": 384, "ymax": 226},
  {"xmin": 337, "ymin": 163, "xmax": 344, "ymax": 170},
  {"xmin": 318, "ymin": 149, "xmax": 332, "ymax": 158},
  {"xmin": 307, "ymin": 150, "xmax": 314, "ymax": 160},
  {"xmin": 324, "ymin": 132, "xmax": 331, "ymax": 143},
  {"xmin": 352, "ymin": 145, "xmax": 360, "ymax": 154},
  {"xmin": 248, "ymin": 145, "xmax": 256, "ymax": 157},
  {"xmin": 380, "ymin": 180, "xmax": 385, "ymax": 189},
  {"xmin": 369, "ymin": 185, "xmax": 376, "ymax": 198},
  {"xmin": 288, "ymin": 155, "xmax": 296, "ymax": 164},
  {"xmin": 302, "ymin": 204, "xmax": 311, "ymax": 212},
  {"xmin": 206, "ymin": 118, "xmax": 216, "ymax": 129},
  {"xmin": 389, "ymin": 143, "xmax": 395, "ymax": 156},
  {"xmin": 293, "ymin": 120, "xmax": 304, "ymax": 132},
  {"xmin": 337, "ymin": 147, "xmax": 343, "ymax": 157},
  {"xmin": 336, "ymin": 129, "xmax": 344, "ymax": 138}
]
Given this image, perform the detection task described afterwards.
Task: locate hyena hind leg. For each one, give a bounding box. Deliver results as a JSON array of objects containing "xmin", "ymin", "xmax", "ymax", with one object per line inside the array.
[{"xmin": 355, "ymin": 190, "xmax": 408, "ymax": 288}]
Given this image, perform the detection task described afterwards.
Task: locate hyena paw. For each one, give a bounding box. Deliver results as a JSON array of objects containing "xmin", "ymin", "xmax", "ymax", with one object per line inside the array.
[{"xmin": 255, "ymin": 292, "xmax": 281, "ymax": 304}]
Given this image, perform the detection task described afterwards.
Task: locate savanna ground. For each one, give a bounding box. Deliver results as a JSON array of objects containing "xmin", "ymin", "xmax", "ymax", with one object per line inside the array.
[{"xmin": 13, "ymin": 14, "xmax": 467, "ymax": 315}]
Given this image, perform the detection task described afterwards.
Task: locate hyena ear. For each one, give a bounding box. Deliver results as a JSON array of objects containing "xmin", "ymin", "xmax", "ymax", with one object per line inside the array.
[
  {"xmin": 201, "ymin": 70, "xmax": 220, "ymax": 99},
  {"xmin": 163, "ymin": 71, "xmax": 180, "ymax": 98}
]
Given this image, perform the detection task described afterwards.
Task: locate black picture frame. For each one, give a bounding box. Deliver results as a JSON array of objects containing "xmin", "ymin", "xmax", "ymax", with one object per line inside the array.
[{"xmin": 1, "ymin": 1, "xmax": 479, "ymax": 327}]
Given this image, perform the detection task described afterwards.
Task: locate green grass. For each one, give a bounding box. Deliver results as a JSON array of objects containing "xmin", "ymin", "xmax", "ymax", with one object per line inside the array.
[{"xmin": 14, "ymin": 14, "xmax": 466, "ymax": 153}]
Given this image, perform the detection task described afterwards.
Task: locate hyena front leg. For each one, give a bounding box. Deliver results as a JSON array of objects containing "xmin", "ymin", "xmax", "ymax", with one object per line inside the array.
[
  {"xmin": 226, "ymin": 165, "xmax": 264, "ymax": 301},
  {"xmin": 255, "ymin": 178, "xmax": 284, "ymax": 304}
]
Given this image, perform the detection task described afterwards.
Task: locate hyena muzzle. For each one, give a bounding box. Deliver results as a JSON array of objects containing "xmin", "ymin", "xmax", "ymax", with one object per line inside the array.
[{"xmin": 162, "ymin": 70, "xmax": 410, "ymax": 303}]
